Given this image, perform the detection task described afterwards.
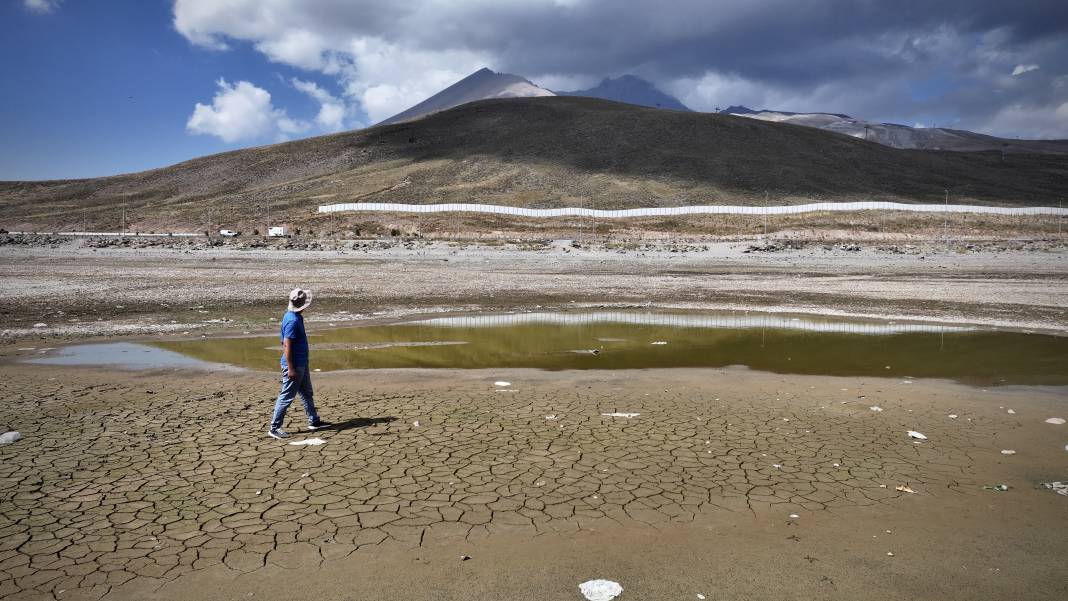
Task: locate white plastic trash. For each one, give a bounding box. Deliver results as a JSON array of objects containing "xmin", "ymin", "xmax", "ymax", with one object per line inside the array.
[
  {"xmin": 601, "ymin": 413, "xmax": 640, "ymax": 418},
  {"xmin": 494, "ymin": 381, "xmax": 511, "ymax": 387},
  {"xmin": 289, "ymin": 438, "xmax": 327, "ymax": 446},
  {"xmin": 1040, "ymin": 482, "xmax": 1068, "ymax": 496},
  {"xmin": 0, "ymin": 431, "xmax": 21, "ymax": 445},
  {"xmin": 1045, "ymin": 417, "xmax": 1066, "ymax": 425},
  {"xmin": 907, "ymin": 431, "xmax": 927, "ymax": 440},
  {"xmin": 579, "ymin": 580, "xmax": 623, "ymax": 601}
]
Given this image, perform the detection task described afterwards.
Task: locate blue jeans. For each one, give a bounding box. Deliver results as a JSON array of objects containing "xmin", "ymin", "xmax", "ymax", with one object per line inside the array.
[{"xmin": 270, "ymin": 365, "xmax": 320, "ymax": 430}]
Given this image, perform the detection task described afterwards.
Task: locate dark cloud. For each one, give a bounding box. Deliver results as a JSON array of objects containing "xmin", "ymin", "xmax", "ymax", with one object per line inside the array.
[{"xmin": 175, "ymin": 0, "xmax": 1068, "ymax": 137}]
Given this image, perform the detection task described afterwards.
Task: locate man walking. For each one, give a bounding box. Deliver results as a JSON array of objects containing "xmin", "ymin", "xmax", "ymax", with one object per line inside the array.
[{"xmin": 268, "ymin": 288, "xmax": 328, "ymax": 439}]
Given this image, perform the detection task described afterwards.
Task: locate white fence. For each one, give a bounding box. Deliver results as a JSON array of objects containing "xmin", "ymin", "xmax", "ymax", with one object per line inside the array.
[
  {"xmin": 413, "ymin": 311, "xmax": 973, "ymax": 335},
  {"xmin": 319, "ymin": 201, "xmax": 1068, "ymax": 218}
]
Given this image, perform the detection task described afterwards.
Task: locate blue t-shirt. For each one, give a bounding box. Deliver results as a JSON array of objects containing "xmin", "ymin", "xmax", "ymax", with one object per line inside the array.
[{"xmin": 279, "ymin": 311, "xmax": 309, "ymax": 367}]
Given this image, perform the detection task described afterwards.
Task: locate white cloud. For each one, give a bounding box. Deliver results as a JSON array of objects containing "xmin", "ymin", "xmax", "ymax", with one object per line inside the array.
[
  {"xmin": 186, "ymin": 79, "xmax": 307, "ymax": 142},
  {"xmin": 339, "ymin": 38, "xmax": 489, "ymax": 123},
  {"xmin": 292, "ymin": 78, "xmax": 350, "ymax": 131},
  {"xmin": 980, "ymin": 100, "xmax": 1068, "ymax": 139},
  {"xmin": 1012, "ymin": 64, "xmax": 1039, "ymax": 76},
  {"xmin": 24, "ymin": 0, "xmax": 60, "ymax": 14},
  {"xmin": 173, "ymin": 1, "xmax": 493, "ymax": 124}
]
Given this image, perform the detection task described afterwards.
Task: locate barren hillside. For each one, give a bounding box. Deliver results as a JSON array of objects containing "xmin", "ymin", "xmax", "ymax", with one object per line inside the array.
[{"xmin": 1, "ymin": 96, "xmax": 1066, "ymax": 232}]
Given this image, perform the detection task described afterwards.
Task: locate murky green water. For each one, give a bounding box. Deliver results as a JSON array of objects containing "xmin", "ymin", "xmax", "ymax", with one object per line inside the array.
[{"xmin": 147, "ymin": 312, "xmax": 1068, "ymax": 386}]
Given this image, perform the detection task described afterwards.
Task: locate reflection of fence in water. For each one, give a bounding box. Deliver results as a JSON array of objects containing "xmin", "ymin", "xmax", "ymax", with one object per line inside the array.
[
  {"xmin": 319, "ymin": 201, "xmax": 1068, "ymax": 218},
  {"xmin": 412, "ymin": 312, "xmax": 974, "ymax": 335}
]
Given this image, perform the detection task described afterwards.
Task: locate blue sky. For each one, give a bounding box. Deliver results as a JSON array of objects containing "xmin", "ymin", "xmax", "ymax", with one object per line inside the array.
[
  {"xmin": 2, "ymin": 0, "xmax": 1065, "ymax": 181},
  {"xmin": 0, "ymin": 0, "xmax": 346, "ymax": 180}
]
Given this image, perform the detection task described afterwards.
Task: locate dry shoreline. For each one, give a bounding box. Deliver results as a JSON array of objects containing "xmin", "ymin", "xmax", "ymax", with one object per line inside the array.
[
  {"xmin": 1, "ymin": 237, "xmax": 1066, "ymax": 600},
  {"xmin": 1, "ymin": 238, "xmax": 1067, "ymax": 344}
]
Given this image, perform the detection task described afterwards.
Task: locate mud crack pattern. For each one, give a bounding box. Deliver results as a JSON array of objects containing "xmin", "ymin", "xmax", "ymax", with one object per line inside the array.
[{"xmin": 0, "ymin": 369, "xmax": 995, "ymax": 600}]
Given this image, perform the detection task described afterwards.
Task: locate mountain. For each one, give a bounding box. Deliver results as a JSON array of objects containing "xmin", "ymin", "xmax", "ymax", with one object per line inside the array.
[
  {"xmin": 3, "ymin": 96, "xmax": 1066, "ymax": 232},
  {"xmin": 557, "ymin": 75, "xmax": 690, "ymax": 111},
  {"xmin": 378, "ymin": 68, "xmax": 553, "ymax": 125},
  {"xmin": 720, "ymin": 106, "xmax": 1068, "ymax": 154}
]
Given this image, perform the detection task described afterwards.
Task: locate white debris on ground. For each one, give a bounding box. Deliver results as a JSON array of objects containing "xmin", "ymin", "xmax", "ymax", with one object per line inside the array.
[
  {"xmin": 601, "ymin": 413, "xmax": 640, "ymax": 418},
  {"xmin": 579, "ymin": 580, "xmax": 624, "ymax": 601},
  {"xmin": 288, "ymin": 438, "xmax": 327, "ymax": 446},
  {"xmin": 0, "ymin": 431, "xmax": 21, "ymax": 445},
  {"xmin": 1045, "ymin": 417, "xmax": 1066, "ymax": 425},
  {"xmin": 907, "ymin": 431, "xmax": 928, "ymax": 440},
  {"xmin": 1041, "ymin": 482, "xmax": 1068, "ymax": 496},
  {"xmin": 544, "ymin": 414, "xmax": 559, "ymax": 420},
  {"xmin": 896, "ymin": 484, "xmax": 916, "ymax": 494},
  {"xmin": 494, "ymin": 381, "xmax": 511, "ymax": 387},
  {"xmin": 948, "ymin": 414, "xmax": 959, "ymax": 419},
  {"xmin": 650, "ymin": 341, "xmax": 667, "ymax": 345},
  {"xmin": 1007, "ymin": 409, "xmax": 1016, "ymax": 414},
  {"xmin": 1000, "ymin": 449, "xmax": 1016, "ymax": 455},
  {"xmin": 869, "ymin": 406, "xmax": 883, "ymax": 412}
]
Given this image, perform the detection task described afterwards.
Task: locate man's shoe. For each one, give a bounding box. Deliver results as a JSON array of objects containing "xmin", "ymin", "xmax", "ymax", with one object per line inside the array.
[
  {"xmin": 267, "ymin": 428, "xmax": 290, "ymax": 439},
  {"xmin": 307, "ymin": 421, "xmax": 331, "ymax": 431}
]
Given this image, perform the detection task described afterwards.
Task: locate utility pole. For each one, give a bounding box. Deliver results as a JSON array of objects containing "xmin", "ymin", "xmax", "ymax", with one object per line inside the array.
[{"xmin": 122, "ymin": 192, "xmax": 127, "ymax": 237}]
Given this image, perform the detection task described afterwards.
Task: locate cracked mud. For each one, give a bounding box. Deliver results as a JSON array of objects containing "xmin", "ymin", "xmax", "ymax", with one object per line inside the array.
[{"xmin": 4, "ymin": 365, "xmax": 1058, "ymax": 601}]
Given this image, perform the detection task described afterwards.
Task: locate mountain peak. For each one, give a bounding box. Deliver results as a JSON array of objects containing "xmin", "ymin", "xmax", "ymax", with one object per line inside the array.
[
  {"xmin": 558, "ymin": 75, "xmax": 690, "ymax": 111},
  {"xmin": 378, "ymin": 68, "xmax": 554, "ymax": 125}
]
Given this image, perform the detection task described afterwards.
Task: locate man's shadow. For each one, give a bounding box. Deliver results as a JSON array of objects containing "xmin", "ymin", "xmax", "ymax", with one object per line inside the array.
[{"xmin": 316, "ymin": 416, "xmax": 397, "ymax": 432}]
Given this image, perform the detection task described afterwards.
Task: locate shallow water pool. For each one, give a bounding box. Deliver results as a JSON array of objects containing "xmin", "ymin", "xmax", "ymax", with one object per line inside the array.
[{"xmin": 141, "ymin": 311, "xmax": 1068, "ymax": 386}]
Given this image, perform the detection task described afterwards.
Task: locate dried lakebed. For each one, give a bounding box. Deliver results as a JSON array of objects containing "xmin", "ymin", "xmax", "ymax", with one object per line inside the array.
[{"xmin": 1, "ymin": 313, "xmax": 1066, "ymax": 600}]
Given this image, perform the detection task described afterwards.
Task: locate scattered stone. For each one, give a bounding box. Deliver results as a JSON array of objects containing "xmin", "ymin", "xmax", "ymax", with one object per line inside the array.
[{"xmin": 0, "ymin": 431, "xmax": 21, "ymax": 445}]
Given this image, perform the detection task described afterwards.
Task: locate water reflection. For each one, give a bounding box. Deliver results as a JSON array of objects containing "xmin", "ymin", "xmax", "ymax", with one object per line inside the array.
[{"xmin": 147, "ymin": 311, "xmax": 1067, "ymax": 386}]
